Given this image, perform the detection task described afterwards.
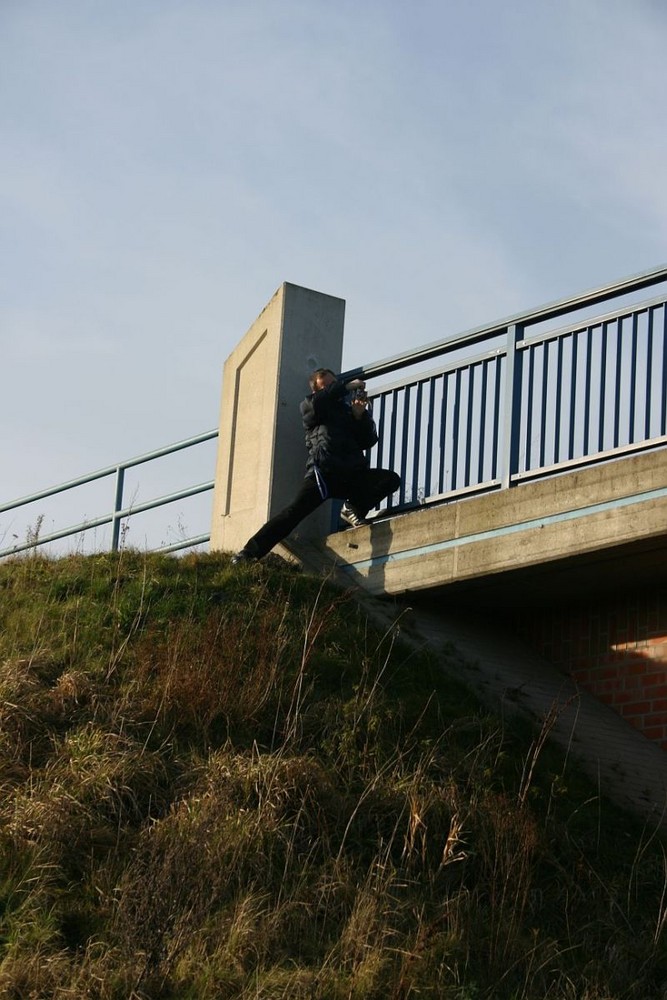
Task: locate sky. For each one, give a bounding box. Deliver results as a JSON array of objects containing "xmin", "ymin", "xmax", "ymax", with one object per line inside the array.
[{"xmin": 1, "ymin": 0, "xmax": 666, "ymax": 552}]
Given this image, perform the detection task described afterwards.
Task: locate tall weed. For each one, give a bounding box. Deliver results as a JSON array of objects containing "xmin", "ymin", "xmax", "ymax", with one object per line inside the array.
[{"xmin": 0, "ymin": 551, "xmax": 665, "ymax": 999}]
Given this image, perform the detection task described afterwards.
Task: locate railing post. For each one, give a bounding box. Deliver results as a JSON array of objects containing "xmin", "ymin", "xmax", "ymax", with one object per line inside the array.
[
  {"xmin": 500, "ymin": 324, "xmax": 524, "ymax": 489},
  {"xmin": 111, "ymin": 466, "xmax": 125, "ymax": 551}
]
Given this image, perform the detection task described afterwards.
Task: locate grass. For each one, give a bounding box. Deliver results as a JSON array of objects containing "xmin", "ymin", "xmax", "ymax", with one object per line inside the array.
[{"xmin": 0, "ymin": 549, "xmax": 665, "ymax": 998}]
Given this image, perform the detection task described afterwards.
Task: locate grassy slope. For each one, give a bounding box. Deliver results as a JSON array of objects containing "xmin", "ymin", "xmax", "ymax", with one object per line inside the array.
[{"xmin": 0, "ymin": 550, "xmax": 665, "ymax": 1000}]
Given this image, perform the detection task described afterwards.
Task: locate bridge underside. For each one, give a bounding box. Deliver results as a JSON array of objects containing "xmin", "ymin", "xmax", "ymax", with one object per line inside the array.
[
  {"xmin": 296, "ymin": 447, "xmax": 667, "ymax": 608},
  {"xmin": 423, "ymin": 531, "xmax": 667, "ymax": 608}
]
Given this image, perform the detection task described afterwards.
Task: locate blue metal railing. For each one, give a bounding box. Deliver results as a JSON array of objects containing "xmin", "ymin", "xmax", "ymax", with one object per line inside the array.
[
  {"xmin": 0, "ymin": 430, "xmax": 218, "ymax": 558},
  {"xmin": 350, "ymin": 265, "xmax": 667, "ymax": 512},
  {"xmin": 2, "ymin": 264, "xmax": 666, "ymax": 558}
]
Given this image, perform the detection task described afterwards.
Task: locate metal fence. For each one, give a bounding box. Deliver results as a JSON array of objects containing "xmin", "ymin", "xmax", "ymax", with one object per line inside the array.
[
  {"xmin": 0, "ymin": 430, "xmax": 217, "ymax": 558},
  {"xmin": 359, "ymin": 265, "xmax": 667, "ymax": 512},
  {"xmin": 2, "ymin": 264, "xmax": 666, "ymax": 557}
]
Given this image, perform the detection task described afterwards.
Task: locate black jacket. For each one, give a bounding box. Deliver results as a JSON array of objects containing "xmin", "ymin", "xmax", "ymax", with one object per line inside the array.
[{"xmin": 300, "ymin": 378, "xmax": 378, "ymax": 480}]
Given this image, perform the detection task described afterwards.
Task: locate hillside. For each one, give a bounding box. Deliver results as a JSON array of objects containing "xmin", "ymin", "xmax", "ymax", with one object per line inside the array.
[{"xmin": 0, "ymin": 551, "xmax": 665, "ymax": 999}]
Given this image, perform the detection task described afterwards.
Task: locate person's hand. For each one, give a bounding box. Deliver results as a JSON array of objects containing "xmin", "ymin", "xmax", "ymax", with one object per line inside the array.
[{"xmin": 351, "ymin": 396, "xmax": 368, "ymax": 419}]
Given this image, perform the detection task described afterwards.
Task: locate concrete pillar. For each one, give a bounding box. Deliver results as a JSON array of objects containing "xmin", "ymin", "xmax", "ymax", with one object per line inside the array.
[{"xmin": 210, "ymin": 282, "xmax": 345, "ymax": 554}]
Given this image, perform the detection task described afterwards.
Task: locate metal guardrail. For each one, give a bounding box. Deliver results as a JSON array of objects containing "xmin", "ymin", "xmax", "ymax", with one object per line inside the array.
[
  {"xmin": 0, "ymin": 429, "xmax": 218, "ymax": 558},
  {"xmin": 348, "ymin": 264, "xmax": 667, "ymax": 512},
  {"xmin": 2, "ymin": 264, "xmax": 666, "ymax": 558}
]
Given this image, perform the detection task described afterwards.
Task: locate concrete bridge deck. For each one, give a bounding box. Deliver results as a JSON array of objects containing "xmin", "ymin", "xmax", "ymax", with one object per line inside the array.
[{"xmin": 314, "ymin": 446, "xmax": 667, "ymax": 605}]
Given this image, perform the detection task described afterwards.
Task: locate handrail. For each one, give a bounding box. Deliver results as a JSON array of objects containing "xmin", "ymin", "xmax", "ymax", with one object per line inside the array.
[
  {"xmin": 0, "ymin": 429, "xmax": 218, "ymax": 514},
  {"xmin": 0, "ymin": 430, "xmax": 218, "ymax": 558},
  {"xmin": 346, "ymin": 265, "xmax": 667, "ymax": 512},
  {"xmin": 341, "ymin": 263, "xmax": 667, "ymax": 381},
  {"xmin": 1, "ymin": 481, "xmax": 215, "ymax": 557}
]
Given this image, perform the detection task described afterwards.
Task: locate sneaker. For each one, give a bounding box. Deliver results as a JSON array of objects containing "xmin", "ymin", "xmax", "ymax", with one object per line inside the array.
[
  {"xmin": 230, "ymin": 549, "xmax": 257, "ymax": 565},
  {"xmin": 340, "ymin": 503, "xmax": 367, "ymax": 529}
]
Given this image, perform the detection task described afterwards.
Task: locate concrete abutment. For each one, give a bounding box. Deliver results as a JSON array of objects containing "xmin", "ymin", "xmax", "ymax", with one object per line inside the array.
[{"xmin": 210, "ymin": 282, "xmax": 345, "ymax": 555}]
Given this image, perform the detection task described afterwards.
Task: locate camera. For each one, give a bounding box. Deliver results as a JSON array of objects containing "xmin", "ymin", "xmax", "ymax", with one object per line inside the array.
[{"xmin": 352, "ymin": 388, "xmax": 368, "ymax": 402}]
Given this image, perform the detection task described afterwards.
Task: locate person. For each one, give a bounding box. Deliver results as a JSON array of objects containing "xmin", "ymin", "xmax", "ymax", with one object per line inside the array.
[{"xmin": 231, "ymin": 368, "xmax": 401, "ymax": 563}]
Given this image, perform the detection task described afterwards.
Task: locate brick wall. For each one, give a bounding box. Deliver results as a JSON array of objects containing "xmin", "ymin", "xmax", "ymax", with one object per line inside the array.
[{"xmin": 506, "ymin": 587, "xmax": 667, "ymax": 750}]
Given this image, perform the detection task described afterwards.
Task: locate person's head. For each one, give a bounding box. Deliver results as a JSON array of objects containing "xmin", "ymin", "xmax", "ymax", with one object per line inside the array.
[{"xmin": 309, "ymin": 368, "xmax": 337, "ymax": 392}]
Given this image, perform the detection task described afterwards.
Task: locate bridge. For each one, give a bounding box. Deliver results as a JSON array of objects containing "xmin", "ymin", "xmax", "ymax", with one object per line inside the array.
[
  {"xmin": 205, "ymin": 265, "xmax": 667, "ymax": 827},
  {"xmin": 206, "ymin": 265, "xmax": 667, "ymax": 608},
  {"xmin": 3, "ymin": 264, "xmax": 667, "ymax": 826},
  {"xmin": 4, "ymin": 264, "xmax": 666, "ymax": 569}
]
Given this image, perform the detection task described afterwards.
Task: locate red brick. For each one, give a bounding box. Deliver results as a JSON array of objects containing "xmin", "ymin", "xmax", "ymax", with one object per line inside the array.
[
  {"xmin": 595, "ymin": 667, "xmax": 621, "ymax": 680},
  {"xmin": 642, "ymin": 672, "xmax": 667, "ymax": 687},
  {"xmin": 626, "ymin": 661, "xmax": 653, "ymax": 676},
  {"xmin": 642, "ymin": 727, "xmax": 666, "ymax": 742},
  {"xmin": 596, "ymin": 652, "xmax": 613, "ymax": 664},
  {"xmin": 604, "ymin": 680, "xmax": 624, "ymax": 693},
  {"xmin": 644, "ymin": 713, "xmax": 667, "ymax": 728},
  {"xmin": 609, "ymin": 691, "xmax": 633, "ymax": 705},
  {"xmin": 621, "ymin": 701, "xmax": 651, "ymax": 716}
]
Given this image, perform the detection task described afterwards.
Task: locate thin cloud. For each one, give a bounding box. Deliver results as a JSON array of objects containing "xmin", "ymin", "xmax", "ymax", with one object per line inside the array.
[{"xmin": 1, "ymin": 0, "xmax": 665, "ymax": 542}]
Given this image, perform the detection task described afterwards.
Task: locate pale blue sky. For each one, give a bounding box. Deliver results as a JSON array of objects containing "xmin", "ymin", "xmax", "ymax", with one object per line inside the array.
[{"xmin": 1, "ymin": 0, "xmax": 666, "ymax": 549}]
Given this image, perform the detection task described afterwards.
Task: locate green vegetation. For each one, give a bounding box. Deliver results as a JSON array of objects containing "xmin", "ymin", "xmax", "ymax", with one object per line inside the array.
[{"xmin": 0, "ymin": 550, "xmax": 665, "ymax": 999}]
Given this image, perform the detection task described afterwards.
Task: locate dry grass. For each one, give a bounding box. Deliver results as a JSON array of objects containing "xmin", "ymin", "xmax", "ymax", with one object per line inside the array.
[{"xmin": 0, "ymin": 550, "xmax": 665, "ymax": 999}]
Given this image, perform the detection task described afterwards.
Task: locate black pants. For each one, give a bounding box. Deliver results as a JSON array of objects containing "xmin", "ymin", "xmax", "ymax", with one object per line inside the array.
[{"xmin": 243, "ymin": 467, "xmax": 400, "ymax": 559}]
